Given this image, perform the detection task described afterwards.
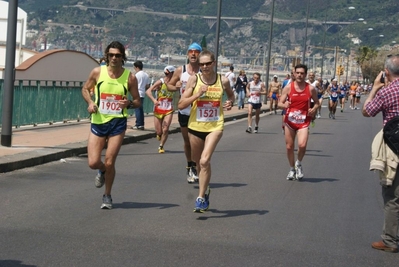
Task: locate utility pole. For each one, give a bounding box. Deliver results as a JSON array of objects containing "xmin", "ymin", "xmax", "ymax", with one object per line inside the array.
[
  {"xmin": 214, "ymin": 0, "xmax": 222, "ymax": 73},
  {"xmin": 1, "ymin": 0, "xmax": 19, "ymax": 147},
  {"xmin": 302, "ymin": 0, "xmax": 310, "ymax": 64},
  {"xmin": 264, "ymin": 0, "xmax": 275, "ymax": 104}
]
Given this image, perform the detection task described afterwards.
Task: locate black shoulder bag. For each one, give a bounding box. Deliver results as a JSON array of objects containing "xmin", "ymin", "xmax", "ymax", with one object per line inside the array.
[{"xmin": 383, "ymin": 116, "xmax": 399, "ymax": 155}]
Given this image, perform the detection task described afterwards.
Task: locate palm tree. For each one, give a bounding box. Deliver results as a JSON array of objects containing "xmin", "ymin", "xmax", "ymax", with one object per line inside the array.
[{"xmin": 355, "ymin": 46, "xmax": 379, "ymax": 82}]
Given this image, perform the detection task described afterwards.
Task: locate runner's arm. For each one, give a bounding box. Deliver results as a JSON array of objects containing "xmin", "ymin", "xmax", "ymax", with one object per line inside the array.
[
  {"xmin": 82, "ymin": 67, "xmax": 100, "ymax": 113},
  {"xmin": 222, "ymin": 76, "xmax": 235, "ymax": 109},
  {"xmin": 278, "ymin": 85, "xmax": 290, "ymax": 109},
  {"xmin": 308, "ymin": 85, "xmax": 319, "ymax": 116},
  {"xmin": 178, "ymin": 75, "xmax": 199, "ymax": 110},
  {"xmin": 145, "ymin": 79, "xmax": 162, "ymax": 104},
  {"xmin": 246, "ymin": 82, "xmax": 251, "ymax": 97},
  {"xmin": 260, "ymin": 82, "xmax": 267, "ymax": 95},
  {"xmin": 165, "ymin": 67, "xmax": 182, "ymax": 91}
]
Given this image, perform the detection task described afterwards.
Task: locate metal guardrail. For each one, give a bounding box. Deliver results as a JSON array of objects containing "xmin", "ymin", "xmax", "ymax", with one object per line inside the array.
[{"xmin": 0, "ymin": 80, "xmax": 156, "ymax": 128}]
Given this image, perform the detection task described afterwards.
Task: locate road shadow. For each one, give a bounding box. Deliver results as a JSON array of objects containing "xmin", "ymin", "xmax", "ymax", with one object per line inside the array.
[
  {"xmin": 295, "ymin": 177, "xmax": 339, "ymax": 183},
  {"xmin": 113, "ymin": 202, "xmax": 179, "ymax": 209},
  {"xmin": 252, "ymin": 132, "xmax": 278, "ymax": 135},
  {"xmin": 193, "ymin": 183, "xmax": 247, "ymax": 189},
  {"xmin": 310, "ymin": 132, "xmax": 333, "ymax": 135},
  {"xmin": 306, "ymin": 153, "xmax": 333, "ymax": 157},
  {"xmin": 196, "ymin": 209, "xmax": 268, "ymax": 220},
  {"xmin": 0, "ymin": 260, "xmax": 37, "ymax": 267}
]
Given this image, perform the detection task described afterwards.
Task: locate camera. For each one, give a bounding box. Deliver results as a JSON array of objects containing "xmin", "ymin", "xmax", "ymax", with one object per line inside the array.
[{"xmin": 380, "ymin": 72, "xmax": 386, "ymax": 83}]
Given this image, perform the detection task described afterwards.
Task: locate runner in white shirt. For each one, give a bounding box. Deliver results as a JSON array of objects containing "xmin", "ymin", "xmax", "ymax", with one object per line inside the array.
[
  {"xmin": 225, "ymin": 66, "xmax": 236, "ymax": 92},
  {"xmin": 245, "ymin": 72, "xmax": 267, "ymax": 133},
  {"xmin": 166, "ymin": 42, "xmax": 202, "ymax": 183}
]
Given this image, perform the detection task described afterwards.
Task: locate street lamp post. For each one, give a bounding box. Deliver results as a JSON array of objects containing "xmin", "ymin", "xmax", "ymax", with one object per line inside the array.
[
  {"xmin": 264, "ymin": 0, "xmax": 275, "ymax": 104},
  {"xmin": 214, "ymin": 0, "xmax": 222, "ymax": 73},
  {"xmin": 1, "ymin": 0, "xmax": 19, "ymax": 147},
  {"xmin": 302, "ymin": 0, "xmax": 310, "ymax": 64}
]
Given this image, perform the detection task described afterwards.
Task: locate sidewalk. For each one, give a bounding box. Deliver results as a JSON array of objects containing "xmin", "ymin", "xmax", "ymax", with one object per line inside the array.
[{"xmin": 0, "ymin": 106, "xmax": 260, "ymax": 173}]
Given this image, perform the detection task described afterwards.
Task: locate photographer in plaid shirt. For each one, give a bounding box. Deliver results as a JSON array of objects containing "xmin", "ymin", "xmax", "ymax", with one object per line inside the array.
[{"xmin": 362, "ymin": 54, "xmax": 399, "ymax": 253}]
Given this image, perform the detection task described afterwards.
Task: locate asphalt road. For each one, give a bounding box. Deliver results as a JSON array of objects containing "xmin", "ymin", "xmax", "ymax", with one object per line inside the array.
[{"xmin": 1, "ymin": 107, "xmax": 398, "ymax": 267}]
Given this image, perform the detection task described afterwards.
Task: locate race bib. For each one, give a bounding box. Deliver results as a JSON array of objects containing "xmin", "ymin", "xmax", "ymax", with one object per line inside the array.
[
  {"xmin": 99, "ymin": 93, "xmax": 122, "ymax": 115},
  {"xmin": 196, "ymin": 100, "xmax": 220, "ymax": 122},
  {"xmin": 251, "ymin": 93, "xmax": 261, "ymax": 103},
  {"xmin": 287, "ymin": 109, "xmax": 307, "ymax": 124},
  {"xmin": 157, "ymin": 97, "xmax": 172, "ymax": 111},
  {"xmin": 331, "ymin": 92, "xmax": 338, "ymax": 98}
]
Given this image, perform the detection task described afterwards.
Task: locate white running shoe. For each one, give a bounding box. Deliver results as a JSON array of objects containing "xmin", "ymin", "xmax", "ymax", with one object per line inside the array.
[
  {"xmin": 286, "ymin": 170, "xmax": 296, "ymax": 180},
  {"xmin": 100, "ymin": 194, "xmax": 112, "ymax": 209},
  {"xmin": 189, "ymin": 166, "xmax": 199, "ymax": 183},
  {"xmin": 95, "ymin": 170, "xmax": 105, "ymax": 188},
  {"xmin": 295, "ymin": 164, "xmax": 304, "ymax": 180}
]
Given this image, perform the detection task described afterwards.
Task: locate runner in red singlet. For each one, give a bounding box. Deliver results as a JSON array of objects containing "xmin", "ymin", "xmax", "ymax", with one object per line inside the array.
[{"xmin": 278, "ymin": 64, "xmax": 319, "ymax": 181}]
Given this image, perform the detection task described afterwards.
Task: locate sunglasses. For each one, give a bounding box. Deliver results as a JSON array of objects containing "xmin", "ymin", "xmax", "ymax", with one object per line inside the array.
[
  {"xmin": 108, "ymin": 53, "xmax": 123, "ymax": 58},
  {"xmin": 199, "ymin": 61, "xmax": 214, "ymax": 67},
  {"xmin": 188, "ymin": 49, "xmax": 200, "ymax": 55},
  {"xmin": 387, "ymin": 54, "xmax": 399, "ymax": 58}
]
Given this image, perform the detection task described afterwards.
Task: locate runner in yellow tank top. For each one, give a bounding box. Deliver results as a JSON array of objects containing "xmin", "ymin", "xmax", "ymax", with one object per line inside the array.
[
  {"xmin": 178, "ymin": 50, "xmax": 235, "ymax": 213},
  {"xmin": 146, "ymin": 66, "xmax": 176, "ymax": 153},
  {"xmin": 81, "ymin": 41, "xmax": 140, "ymax": 210}
]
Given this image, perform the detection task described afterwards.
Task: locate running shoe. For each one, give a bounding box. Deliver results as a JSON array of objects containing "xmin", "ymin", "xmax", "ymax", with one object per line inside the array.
[
  {"xmin": 246, "ymin": 126, "xmax": 252, "ymax": 133},
  {"xmin": 189, "ymin": 166, "xmax": 199, "ymax": 183},
  {"xmin": 341, "ymin": 109, "xmax": 343, "ymax": 113},
  {"xmin": 95, "ymin": 170, "xmax": 105, "ymax": 188},
  {"xmin": 187, "ymin": 167, "xmax": 195, "ymax": 183},
  {"xmin": 286, "ymin": 170, "xmax": 296, "ymax": 180},
  {"xmin": 101, "ymin": 194, "xmax": 112, "ymax": 209},
  {"xmin": 254, "ymin": 126, "xmax": 258, "ymax": 133},
  {"xmin": 295, "ymin": 163, "xmax": 304, "ymax": 180},
  {"xmin": 332, "ymin": 114, "xmax": 335, "ymax": 120},
  {"xmin": 269, "ymin": 111, "xmax": 273, "ymax": 115},
  {"xmin": 193, "ymin": 187, "xmax": 210, "ymax": 213},
  {"xmin": 158, "ymin": 146, "xmax": 165, "ymax": 154},
  {"xmin": 329, "ymin": 113, "xmax": 332, "ymax": 119}
]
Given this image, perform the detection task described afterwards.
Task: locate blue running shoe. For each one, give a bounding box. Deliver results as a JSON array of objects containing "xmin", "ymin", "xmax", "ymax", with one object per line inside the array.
[{"xmin": 193, "ymin": 187, "xmax": 211, "ymax": 213}]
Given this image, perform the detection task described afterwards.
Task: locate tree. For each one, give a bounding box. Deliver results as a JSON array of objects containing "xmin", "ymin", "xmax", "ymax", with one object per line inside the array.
[{"xmin": 355, "ymin": 46, "xmax": 380, "ymax": 82}]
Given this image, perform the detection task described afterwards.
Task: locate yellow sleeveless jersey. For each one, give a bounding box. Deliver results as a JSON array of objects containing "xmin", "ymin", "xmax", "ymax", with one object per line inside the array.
[
  {"xmin": 92, "ymin": 66, "xmax": 130, "ymax": 124},
  {"xmin": 188, "ymin": 74, "xmax": 224, "ymax": 132},
  {"xmin": 154, "ymin": 79, "xmax": 175, "ymax": 115}
]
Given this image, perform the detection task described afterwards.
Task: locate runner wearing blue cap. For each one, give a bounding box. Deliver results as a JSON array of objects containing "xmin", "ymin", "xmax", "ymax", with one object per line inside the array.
[{"xmin": 166, "ymin": 43, "xmax": 202, "ymax": 183}]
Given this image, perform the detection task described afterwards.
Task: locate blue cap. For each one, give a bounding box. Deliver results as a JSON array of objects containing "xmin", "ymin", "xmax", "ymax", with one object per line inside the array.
[{"xmin": 188, "ymin": 42, "xmax": 202, "ymax": 52}]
